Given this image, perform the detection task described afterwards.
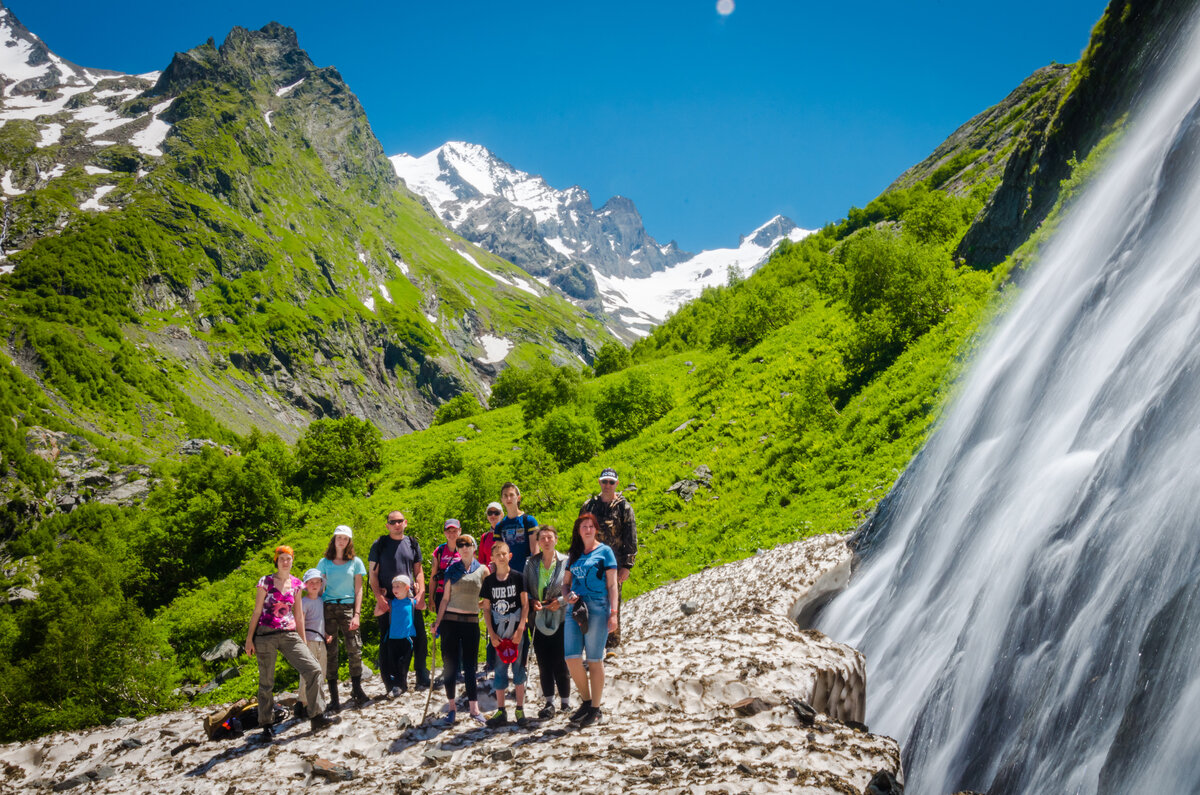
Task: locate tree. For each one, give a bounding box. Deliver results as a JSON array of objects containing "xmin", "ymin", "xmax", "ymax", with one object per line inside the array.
[
  {"xmin": 295, "ymin": 416, "xmax": 382, "ymax": 493},
  {"xmin": 416, "ymin": 443, "xmax": 464, "ymax": 485},
  {"xmin": 536, "ymin": 407, "xmax": 602, "ymax": 467},
  {"xmin": 592, "ymin": 339, "xmax": 632, "ymax": 377},
  {"xmin": 434, "ymin": 393, "xmax": 483, "ymax": 425},
  {"xmin": 594, "ymin": 372, "xmax": 674, "ymax": 445}
]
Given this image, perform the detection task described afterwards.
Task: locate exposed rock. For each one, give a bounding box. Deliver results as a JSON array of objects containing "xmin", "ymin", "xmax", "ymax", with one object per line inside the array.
[
  {"xmin": 672, "ymin": 419, "xmax": 694, "ymax": 433},
  {"xmin": 310, "ymin": 757, "xmax": 354, "ymax": 782},
  {"xmin": 118, "ymin": 737, "xmax": 144, "ymax": 750},
  {"xmin": 200, "ymin": 639, "xmax": 241, "ymax": 663},
  {"xmin": 864, "ymin": 769, "xmax": 904, "ymax": 794},
  {"xmin": 731, "ymin": 697, "xmax": 774, "ymax": 717},
  {"xmin": 215, "ymin": 666, "xmax": 240, "ymax": 684},
  {"xmin": 680, "ymin": 600, "xmax": 699, "ymax": 616},
  {"xmin": 110, "ymin": 718, "xmax": 137, "ymax": 727},
  {"xmin": 7, "ymin": 587, "xmax": 37, "ymax": 605}
]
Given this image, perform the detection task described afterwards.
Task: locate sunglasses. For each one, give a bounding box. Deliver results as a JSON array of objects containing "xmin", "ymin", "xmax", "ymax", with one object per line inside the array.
[
  {"xmin": 456, "ymin": 541, "xmax": 476, "ymax": 548},
  {"xmin": 486, "ymin": 510, "xmax": 501, "ymax": 516},
  {"xmin": 387, "ymin": 518, "xmax": 406, "ymax": 525}
]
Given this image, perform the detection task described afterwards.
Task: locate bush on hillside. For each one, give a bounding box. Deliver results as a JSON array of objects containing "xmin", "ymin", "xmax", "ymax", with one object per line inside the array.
[
  {"xmin": 434, "ymin": 393, "xmax": 483, "ymax": 425},
  {"xmin": 295, "ymin": 416, "xmax": 382, "ymax": 493},
  {"xmin": 592, "ymin": 340, "xmax": 632, "ymax": 377},
  {"xmin": 415, "ymin": 443, "xmax": 464, "ymax": 485},
  {"xmin": 594, "ymin": 373, "xmax": 674, "ymax": 445},
  {"xmin": 536, "ymin": 407, "xmax": 602, "ymax": 467},
  {"xmin": 512, "ymin": 439, "xmax": 561, "ymax": 515},
  {"xmin": 521, "ymin": 364, "xmax": 582, "ymax": 424}
]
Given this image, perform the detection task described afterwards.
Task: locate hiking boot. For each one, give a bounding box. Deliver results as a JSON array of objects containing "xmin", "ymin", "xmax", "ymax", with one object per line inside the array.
[
  {"xmin": 259, "ymin": 723, "xmax": 275, "ymax": 741},
  {"xmin": 351, "ymin": 676, "xmax": 372, "ymax": 707},
  {"xmin": 574, "ymin": 706, "xmax": 600, "ymax": 728},
  {"xmin": 515, "ymin": 707, "xmax": 528, "ymax": 727},
  {"xmin": 389, "ymin": 686, "xmax": 402, "ymax": 699},
  {"xmin": 537, "ymin": 703, "xmax": 555, "ymax": 720},
  {"xmin": 568, "ymin": 701, "xmax": 592, "ymax": 724},
  {"xmin": 442, "ymin": 711, "xmax": 456, "ymax": 727},
  {"xmin": 293, "ymin": 703, "xmax": 308, "ymax": 720},
  {"xmin": 326, "ymin": 678, "xmax": 340, "ymax": 711},
  {"xmin": 310, "ymin": 711, "xmax": 341, "ymax": 731},
  {"xmin": 485, "ymin": 708, "xmax": 508, "ymax": 728},
  {"xmin": 415, "ymin": 672, "xmax": 432, "ymax": 689}
]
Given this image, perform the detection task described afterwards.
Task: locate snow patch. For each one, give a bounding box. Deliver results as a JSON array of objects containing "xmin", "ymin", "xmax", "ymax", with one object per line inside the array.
[
  {"xmin": 379, "ymin": 284, "xmax": 392, "ymax": 303},
  {"xmin": 362, "ymin": 295, "xmax": 376, "ymax": 312},
  {"xmin": 458, "ymin": 249, "xmax": 539, "ymax": 296},
  {"xmin": 43, "ymin": 163, "xmax": 66, "ymax": 180},
  {"xmin": 36, "ymin": 123, "xmax": 63, "ymax": 148},
  {"xmin": 425, "ymin": 313, "xmax": 437, "ymax": 323},
  {"xmin": 545, "ymin": 236, "xmax": 573, "ymax": 257},
  {"xmin": 357, "ymin": 252, "xmax": 367, "ymax": 264},
  {"xmin": 263, "ymin": 111, "xmax": 273, "ymax": 129},
  {"xmin": 1, "ymin": 171, "xmax": 24, "ymax": 195},
  {"xmin": 84, "ymin": 165, "xmax": 111, "ymax": 175},
  {"xmin": 80, "ymin": 184, "xmax": 117, "ymax": 211},
  {"xmin": 276, "ymin": 78, "xmax": 305, "ymax": 97},
  {"xmin": 393, "ymin": 258, "xmax": 409, "ymax": 275},
  {"xmin": 477, "ymin": 334, "xmax": 514, "ymax": 363}
]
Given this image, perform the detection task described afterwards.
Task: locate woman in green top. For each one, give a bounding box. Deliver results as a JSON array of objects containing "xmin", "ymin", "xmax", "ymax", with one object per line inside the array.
[
  {"xmin": 523, "ymin": 526, "xmax": 571, "ymax": 718},
  {"xmin": 431, "ymin": 533, "xmax": 489, "ymax": 726}
]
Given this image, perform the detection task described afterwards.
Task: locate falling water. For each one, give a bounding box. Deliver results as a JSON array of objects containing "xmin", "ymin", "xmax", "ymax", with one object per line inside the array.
[{"xmin": 817, "ymin": 10, "xmax": 1200, "ymax": 795}]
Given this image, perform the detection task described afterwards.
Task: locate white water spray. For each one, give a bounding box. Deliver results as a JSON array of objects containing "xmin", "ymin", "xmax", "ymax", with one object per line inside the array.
[{"xmin": 818, "ymin": 12, "xmax": 1200, "ymax": 795}]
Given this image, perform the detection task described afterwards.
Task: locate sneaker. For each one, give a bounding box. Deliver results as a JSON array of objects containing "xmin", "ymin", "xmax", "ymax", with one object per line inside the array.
[
  {"xmin": 568, "ymin": 701, "xmax": 592, "ymax": 724},
  {"xmin": 515, "ymin": 707, "xmax": 528, "ymax": 727},
  {"xmin": 572, "ymin": 706, "xmax": 600, "ymax": 728},
  {"xmin": 604, "ymin": 649, "xmax": 618, "ymax": 661},
  {"xmin": 537, "ymin": 703, "xmax": 555, "ymax": 720},
  {"xmin": 259, "ymin": 723, "xmax": 276, "ymax": 741},
  {"xmin": 389, "ymin": 687, "xmax": 402, "ymax": 699},
  {"xmin": 485, "ymin": 709, "xmax": 508, "ymax": 728},
  {"xmin": 470, "ymin": 712, "xmax": 487, "ymax": 725},
  {"xmin": 310, "ymin": 711, "xmax": 342, "ymax": 731},
  {"xmin": 442, "ymin": 711, "xmax": 456, "ymax": 726}
]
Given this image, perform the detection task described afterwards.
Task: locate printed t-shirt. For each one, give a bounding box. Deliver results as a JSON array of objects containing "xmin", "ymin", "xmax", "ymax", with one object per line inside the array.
[
  {"xmin": 432, "ymin": 543, "xmax": 461, "ymax": 602},
  {"xmin": 482, "ymin": 569, "xmax": 525, "ymax": 637},
  {"xmin": 569, "ymin": 544, "xmax": 618, "ymax": 604},
  {"xmin": 369, "ymin": 534, "xmax": 422, "ymax": 593},
  {"xmin": 317, "ymin": 556, "xmax": 367, "ymax": 603},
  {"xmin": 494, "ymin": 514, "xmax": 538, "ymax": 573},
  {"xmin": 256, "ymin": 574, "xmax": 303, "ymax": 631},
  {"xmin": 388, "ymin": 596, "xmax": 417, "ymax": 639},
  {"xmin": 302, "ymin": 595, "xmax": 326, "ymax": 641}
]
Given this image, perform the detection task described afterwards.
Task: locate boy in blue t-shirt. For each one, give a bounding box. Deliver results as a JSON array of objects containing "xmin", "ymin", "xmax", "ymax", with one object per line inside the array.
[{"xmin": 382, "ymin": 575, "xmax": 417, "ymax": 697}]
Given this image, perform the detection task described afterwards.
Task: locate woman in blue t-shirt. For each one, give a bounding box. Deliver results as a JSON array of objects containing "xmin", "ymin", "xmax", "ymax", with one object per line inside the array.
[{"xmin": 562, "ymin": 512, "xmax": 619, "ymax": 729}]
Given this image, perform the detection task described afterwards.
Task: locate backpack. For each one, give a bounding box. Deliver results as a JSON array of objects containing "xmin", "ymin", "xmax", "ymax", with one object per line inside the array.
[{"xmin": 203, "ymin": 698, "xmax": 260, "ymax": 740}]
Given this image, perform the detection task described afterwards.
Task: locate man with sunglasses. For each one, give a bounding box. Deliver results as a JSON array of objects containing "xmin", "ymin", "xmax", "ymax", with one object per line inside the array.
[
  {"xmin": 369, "ymin": 510, "xmax": 431, "ymax": 690},
  {"xmin": 580, "ymin": 468, "xmax": 638, "ymax": 651}
]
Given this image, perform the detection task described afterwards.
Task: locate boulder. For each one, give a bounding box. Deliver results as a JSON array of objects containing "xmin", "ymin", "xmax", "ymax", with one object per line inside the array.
[
  {"xmin": 311, "ymin": 758, "xmax": 354, "ymax": 782},
  {"xmin": 201, "ymin": 639, "xmax": 241, "ymax": 663}
]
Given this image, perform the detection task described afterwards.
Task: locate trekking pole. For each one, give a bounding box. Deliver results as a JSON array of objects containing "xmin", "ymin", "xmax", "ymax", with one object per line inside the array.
[{"xmin": 422, "ymin": 629, "xmax": 438, "ymax": 723}]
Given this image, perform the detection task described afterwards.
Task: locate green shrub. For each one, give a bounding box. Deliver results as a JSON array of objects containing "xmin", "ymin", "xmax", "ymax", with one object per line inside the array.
[
  {"xmin": 594, "ymin": 372, "xmax": 674, "ymax": 445},
  {"xmin": 536, "ymin": 407, "xmax": 602, "ymax": 467},
  {"xmin": 592, "ymin": 339, "xmax": 632, "ymax": 376},
  {"xmin": 416, "ymin": 443, "xmax": 464, "ymax": 484},
  {"xmin": 295, "ymin": 416, "xmax": 382, "ymax": 493},
  {"xmin": 434, "ymin": 393, "xmax": 483, "ymax": 425}
]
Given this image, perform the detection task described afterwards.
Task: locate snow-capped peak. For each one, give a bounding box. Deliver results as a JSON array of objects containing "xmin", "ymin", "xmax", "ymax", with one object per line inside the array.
[{"xmin": 0, "ymin": 4, "xmax": 115, "ymax": 97}]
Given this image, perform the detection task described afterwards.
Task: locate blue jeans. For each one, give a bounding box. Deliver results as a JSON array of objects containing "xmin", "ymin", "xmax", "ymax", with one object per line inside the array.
[{"xmin": 564, "ymin": 598, "xmax": 609, "ymax": 661}]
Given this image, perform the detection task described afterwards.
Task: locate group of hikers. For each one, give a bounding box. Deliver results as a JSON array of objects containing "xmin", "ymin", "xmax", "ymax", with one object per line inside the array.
[{"xmin": 243, "ymin": 467, "xmax": 637, "ymax": 739}]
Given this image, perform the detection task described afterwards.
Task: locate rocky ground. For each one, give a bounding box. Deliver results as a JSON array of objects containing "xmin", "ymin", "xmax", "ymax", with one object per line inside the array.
[{"xmin": 0, "ymin": 534, "xmax": 900, "ymax": 793}]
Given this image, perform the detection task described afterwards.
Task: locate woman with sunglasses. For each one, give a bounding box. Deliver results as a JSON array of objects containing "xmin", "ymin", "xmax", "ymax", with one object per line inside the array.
[{"xmin": 431, "ymin": 533, "xmax": 489, "ymax": 725}]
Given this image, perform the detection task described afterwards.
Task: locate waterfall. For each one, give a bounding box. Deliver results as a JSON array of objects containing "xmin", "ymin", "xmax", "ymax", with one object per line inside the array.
[{"xmin": 816, "ymin": 11, "xmax": 1200, "ymax": 795}]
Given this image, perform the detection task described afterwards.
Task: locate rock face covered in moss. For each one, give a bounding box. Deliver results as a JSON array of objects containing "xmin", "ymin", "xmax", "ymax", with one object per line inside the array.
[
  {"xmin": 958, "ymin": 0, "xmax": 1200, "ymax": 267},
  {"xmin": 0, "ymin": 8, "xmax": 608, "ymax": 455}
]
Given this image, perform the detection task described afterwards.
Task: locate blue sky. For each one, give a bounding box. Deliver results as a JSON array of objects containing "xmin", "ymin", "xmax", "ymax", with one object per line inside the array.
[{"xmin": 18, "ymin": 0, "xmax": 1108, "ymax": 251}]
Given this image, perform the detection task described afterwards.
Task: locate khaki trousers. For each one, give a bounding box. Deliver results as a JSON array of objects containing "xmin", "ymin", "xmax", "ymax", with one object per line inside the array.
[{"xmin": 254, "ymin": 630, "xmax": 325, "ymax": 723}]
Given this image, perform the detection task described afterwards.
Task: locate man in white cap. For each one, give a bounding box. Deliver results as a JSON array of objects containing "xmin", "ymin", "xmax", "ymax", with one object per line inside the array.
[{"xmin": 580, "ymin": 467, "xmax": 638, "ymax": 650}]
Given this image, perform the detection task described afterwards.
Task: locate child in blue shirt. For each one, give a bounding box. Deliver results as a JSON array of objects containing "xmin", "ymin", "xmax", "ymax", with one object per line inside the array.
[{"xmin": 382, "ymin": 574, "xmax": 417, "ymax": 697}]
